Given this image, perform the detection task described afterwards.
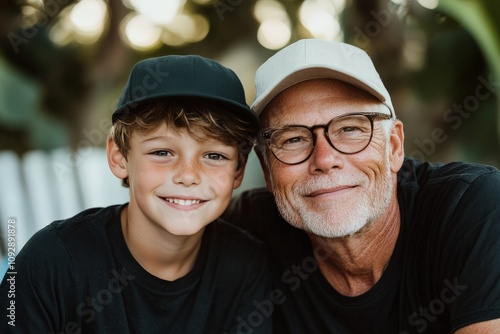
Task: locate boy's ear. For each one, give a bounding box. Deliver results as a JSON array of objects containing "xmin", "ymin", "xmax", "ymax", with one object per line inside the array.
[
  {"xmin": 256, "ymin": 150, "xmax": 273, "ymax": 192},
  {"xmin": 232, "ymin": 159, "xmax": 247, "ymax": 190},
  {"xmin": 106, "ymin": 136, "xmax": 128, "ymax": 180}
]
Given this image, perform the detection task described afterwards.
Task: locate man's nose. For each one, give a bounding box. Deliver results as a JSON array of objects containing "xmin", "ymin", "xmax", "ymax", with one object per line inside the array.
[{"xmin": 308, "ymin": 129, "xmax": 343, "ymax": 174}]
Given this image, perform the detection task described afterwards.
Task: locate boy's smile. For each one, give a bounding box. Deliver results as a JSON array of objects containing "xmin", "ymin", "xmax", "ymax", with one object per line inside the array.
[
  {"xmin": 163, "ymin": 197, "xmax": 203, "ymax": 207},
  {"xmin": 109, "ymin": 123, "xmax": 244, "ymax": 238}
]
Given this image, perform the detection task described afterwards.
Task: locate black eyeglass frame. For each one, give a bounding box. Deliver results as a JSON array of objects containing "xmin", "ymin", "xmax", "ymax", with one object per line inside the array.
[{"xmin": 259, "ymin": 112, "xmax": 393, "ymax": 165}]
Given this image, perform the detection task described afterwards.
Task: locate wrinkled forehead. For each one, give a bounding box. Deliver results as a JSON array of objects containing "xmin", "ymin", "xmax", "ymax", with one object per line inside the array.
[{"xmin": 260, "ymin": 78, "xmax": 384, "ymax": 126}]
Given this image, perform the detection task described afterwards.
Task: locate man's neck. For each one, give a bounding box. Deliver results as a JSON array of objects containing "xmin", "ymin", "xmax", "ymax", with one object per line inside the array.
[{"xmin": 308, "ymin": 197, "xmax": 401, "ymax": 297}]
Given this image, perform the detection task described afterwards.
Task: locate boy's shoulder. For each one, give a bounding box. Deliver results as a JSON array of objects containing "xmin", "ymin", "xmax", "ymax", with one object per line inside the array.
[
  {"xmin": 55, "ymin": 204, "xmax": 120, "ymax": 222},
  {"xmin": 50, "ymin": 205, "xmax": 122, "ymax": 235},
  {"xmin": 14, "ymin": 205, "xmax": 124, "ymax": 283},
  {"xmin": 22, "ymin": 205, "xmax": 122, "ymax": 260}
]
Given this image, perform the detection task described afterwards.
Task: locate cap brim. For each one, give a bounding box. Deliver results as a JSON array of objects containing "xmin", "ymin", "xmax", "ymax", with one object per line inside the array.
[
  {"xmin": 113, "ymin": 93, "xmax": 259, "ymax": 127},
  {"xmin": 251, "ymin": 66, "xmax": 390, "ymax": 117}
]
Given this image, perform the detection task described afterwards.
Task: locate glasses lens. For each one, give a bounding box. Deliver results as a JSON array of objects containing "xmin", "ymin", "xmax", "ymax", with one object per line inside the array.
[
  {"xmin": 269, "ymin": 127, "xmax": 313, "ymax": 164},
  {"xmin": 328, "ymin": 115, "xmax": 373, "ymax": 153}
]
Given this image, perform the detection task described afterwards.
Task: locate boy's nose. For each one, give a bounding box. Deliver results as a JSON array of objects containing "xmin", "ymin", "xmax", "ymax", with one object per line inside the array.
[{"xmin": 173, "ymin": 159, "xmax": 201, "ymax": 186}]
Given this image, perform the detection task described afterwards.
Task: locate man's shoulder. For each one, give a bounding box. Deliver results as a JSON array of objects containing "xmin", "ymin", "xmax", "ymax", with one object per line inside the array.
[
  {"xmin": 226, "ymin": 187, "xmax": 283, "ymax": 223},
  {"xmin": 398, "ymin": 158, "xmax": 500, "ymax": 217},
  {"xmin": 397, "ymin": 160, "xmax": 500, "ymax": 332},
  {"xmin": 228, "ymin": 187, "xmax": 277, "ymax": 211},
  {"xmin": 399, "ymin": 158, "xmax": 499, "ymax": 188},
  {"xmin": 201, "ymin": 219, "xmax": 269, "ymax": 283},
  {"xmin": 223, "ymin": 188, "xmax": 307, "ymax": 253},
  {"xmin": 211, "ymin": 217, "xmax": 265, "ymax": 246},
  {"xmin": 398, "ymin": 158, "xmax": 500, "ymax": 241}
]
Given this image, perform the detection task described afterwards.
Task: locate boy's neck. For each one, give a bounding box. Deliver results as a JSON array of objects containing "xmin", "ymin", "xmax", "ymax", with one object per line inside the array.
[{"xmin": 120, "ymin": 205, "xmax": 204, "ymax": 281}]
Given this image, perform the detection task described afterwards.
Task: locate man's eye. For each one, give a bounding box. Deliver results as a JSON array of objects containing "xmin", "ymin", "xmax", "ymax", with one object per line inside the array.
[
  {"xmin": 341, "ymin": 126, "xmax": 362, "ymax": 133},
  {"xmin": 276, "ymin": 136, "xmax": 311, "ymax": 150},
  {"xmin": 285, "ymin": 137, "xmax": 303, "ymax": 144}
]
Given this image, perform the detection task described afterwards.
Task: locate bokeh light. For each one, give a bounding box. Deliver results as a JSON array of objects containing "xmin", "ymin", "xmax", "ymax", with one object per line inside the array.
[
  {"xmin": 257, "ymin": 19, "xmax": 292, "ymax": 50},
  {"xmin": 299, "ymin": 0, "xmax": 343, "ymax": 41},
  {"xmin": 14, "ymin": 0, "xmax": 447, "ymax": 54},
  {"xmin": 69, "ymin": 0, "xmax": 108, "ymax": 43},
  {"xmin": 49, "ymin": 9, "xmax": 74, "ymax": 46},
  {"xmin": 126, "ymin": 0, "xmax": 186, "ymax": 25},
  {"xmin": 254, "ymin": 0, "xmax": 291, "ymax": 50},
  {"xmin": 19, "ymin": 0, "xmax": 45, "ymax": 29},
  {"xmin": 118, "ymin": 0, "xmax": 209, "ymax": 49},
  {"xmin": 253, "ymin": 0, "xmax": 289, "ymax": 23},
  {"xmin": 192, "ymin": 0, "xmax": 216, "ymax": 4},
  {"xmin": 39, "ymin": 0, "xmax": 430, "ymax": 54},
  {"xmin": 417, "ymin": 0, "xmax": 439, "ymax": 10},
  {"xmin": 121, "ymin": 13, "xmax": 162, "ymax": 51},
  {"xmin": 49, "ymin": 0, "xmax": 109, "ymax": 45},
  {"xmin": 164, "ymin": 13, "xmax": 210, "ymax": 44}
]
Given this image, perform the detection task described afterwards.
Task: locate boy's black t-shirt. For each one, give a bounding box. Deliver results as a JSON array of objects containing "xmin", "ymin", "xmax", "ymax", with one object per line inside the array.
[
  {"xmin": 224, "ymin": 158, "xmax": 500, "ymax": 333},
  {"xmin": 0, "ymin": 205, "xmax": 271, "ymax": 334}
]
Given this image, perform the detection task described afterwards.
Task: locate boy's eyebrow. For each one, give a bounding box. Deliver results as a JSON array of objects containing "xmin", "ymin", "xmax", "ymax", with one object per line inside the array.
[{"xmin": 140, "ymin": 135, "xmax": 174, "ymax": 143}]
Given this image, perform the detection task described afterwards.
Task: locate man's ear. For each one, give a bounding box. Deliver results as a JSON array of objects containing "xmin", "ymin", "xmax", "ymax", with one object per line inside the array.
[
  {"xmin": 106, "ymin": 135, "xmax": 128, "ymax": 180},
  {"xmin": 389, "ymin": 120, "xmax": 405, "ymax": 173},
  {"xmin": 255, "ymin": 150, "xmax": 273, "ymax": 192}
]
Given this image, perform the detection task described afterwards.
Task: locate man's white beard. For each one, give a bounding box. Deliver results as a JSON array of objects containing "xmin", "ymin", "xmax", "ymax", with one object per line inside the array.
[{"xmin": 271, "ymin": 152, "xmax": 393, "ymax": 238}]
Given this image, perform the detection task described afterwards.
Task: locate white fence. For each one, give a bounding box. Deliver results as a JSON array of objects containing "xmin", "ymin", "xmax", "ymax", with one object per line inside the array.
[{"xmin": 0, "ymin": 147, "xmax": 129, "ymax": 255}]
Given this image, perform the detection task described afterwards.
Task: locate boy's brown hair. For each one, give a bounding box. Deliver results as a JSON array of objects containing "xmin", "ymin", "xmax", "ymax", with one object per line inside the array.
[{"xmin": 109, "ymin": 97, "xmax": 258, "ymax": 187}]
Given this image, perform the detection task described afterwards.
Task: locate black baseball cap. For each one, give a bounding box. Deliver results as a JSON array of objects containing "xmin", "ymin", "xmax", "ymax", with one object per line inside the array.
[{"xmin": 112, "ymin": 55, "xmax": 258, "ymax": 127}]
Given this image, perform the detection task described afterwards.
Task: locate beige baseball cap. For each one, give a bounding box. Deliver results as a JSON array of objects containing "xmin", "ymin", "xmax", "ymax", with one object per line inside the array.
[{"xmin": 251, "ymin": 39, "xmax": 395, "ymax": 118}]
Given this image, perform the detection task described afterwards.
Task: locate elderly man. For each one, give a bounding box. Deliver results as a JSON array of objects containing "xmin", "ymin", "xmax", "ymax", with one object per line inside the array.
[{"xmin": 224, "ymin": 39, "xmax": 500, "ymax": 333}]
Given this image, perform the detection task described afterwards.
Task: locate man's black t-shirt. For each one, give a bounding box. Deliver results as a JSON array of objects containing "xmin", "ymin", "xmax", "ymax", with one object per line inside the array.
[
  {"xmin": 224, "ymin": 158, "xmax": 500, "ymax": 333},
  {"xmin": 0, "ymin": 205, "xmax": 271, "ymax": 334}
]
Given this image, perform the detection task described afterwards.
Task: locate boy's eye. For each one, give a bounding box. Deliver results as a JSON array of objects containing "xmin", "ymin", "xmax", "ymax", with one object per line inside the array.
[
  {"xmin": 205, "ymin": 153, "xmax": 226, "ymax": 160},
  {"xmin": 151, "ymin": 150, "xmax": 172, "ymax": 156}
]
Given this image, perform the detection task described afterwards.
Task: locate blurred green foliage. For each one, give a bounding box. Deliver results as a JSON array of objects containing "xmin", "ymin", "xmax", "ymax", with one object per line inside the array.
[{"xmin": 0, "ymin": 0, "xmax": 498, "ymax": 167}]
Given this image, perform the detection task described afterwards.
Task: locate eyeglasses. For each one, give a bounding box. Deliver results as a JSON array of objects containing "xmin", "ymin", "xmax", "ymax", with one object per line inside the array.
[{"xmin": 259, "ymin": 112, "xmax": 392, "ymax": 165}]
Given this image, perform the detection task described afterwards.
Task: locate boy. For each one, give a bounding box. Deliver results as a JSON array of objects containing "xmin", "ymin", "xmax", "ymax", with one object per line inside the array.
[{"xmin": 0, "ymin": 55, "xmax": 271, "ymax": 333}]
